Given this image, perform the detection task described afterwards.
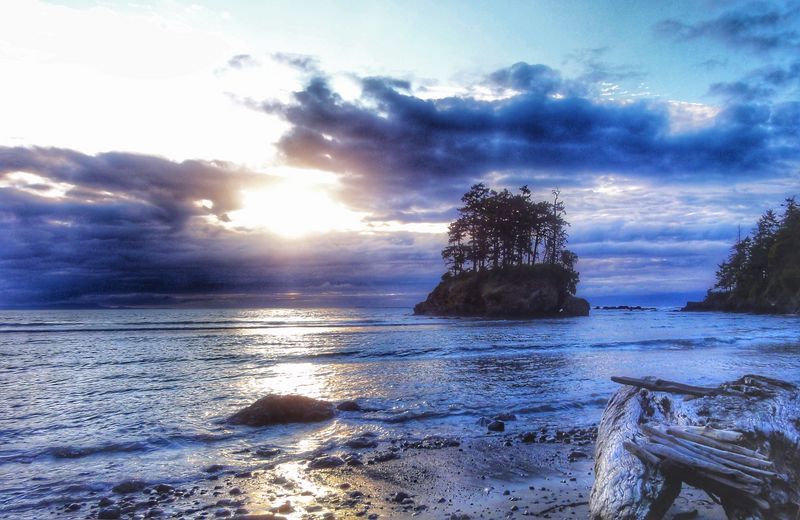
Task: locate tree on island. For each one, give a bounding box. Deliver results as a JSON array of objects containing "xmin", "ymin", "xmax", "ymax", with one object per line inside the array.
[
  {"xmin": 693, "ymin": 196, "xmax": 800, "ymax": 313},
  {"xmin": 415, "ymin": 183, "xmax": 586, "ymax": 317},
  {"xmin": 441, "ymin": 183, "xmax": 578, "ymax": 291}
]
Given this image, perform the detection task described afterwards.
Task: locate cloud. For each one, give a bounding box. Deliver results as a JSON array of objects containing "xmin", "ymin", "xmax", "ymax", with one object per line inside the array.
[
  {"xmin": 0, "ymin": 147, "xmax": 445, "ymax": 307},
  {"xmin": 655, "ymin": 2, "xmax": 800, "ymax": 53},
  {"xmin": 261, "ymin": 63, "xmax": 797, "ymax": 216},
  {"xmin": 708, "ymin": 59, "xmax": 800, "ymax": 100}
]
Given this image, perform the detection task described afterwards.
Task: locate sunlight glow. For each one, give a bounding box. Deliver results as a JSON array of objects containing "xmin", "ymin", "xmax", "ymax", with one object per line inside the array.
[{"xmin": 229, "ymin": 180, "xmax": 366, "ymax": 237}]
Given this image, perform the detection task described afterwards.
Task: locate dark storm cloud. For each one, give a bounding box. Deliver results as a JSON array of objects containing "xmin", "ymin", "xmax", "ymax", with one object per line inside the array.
[
  {"xmin": 0, "ymin": 146, "xmax": 445, "ymax": 307},
  {"xmin": 0, "ymin": 147, "xmax": 271, "ymax": 306},
  {"xmin": 655, "ymin": 2, "xmax": 800, "ymax": 53},
  {"xmin": 263, "ymin": 63, "xmax": 797, "ymax": 214}
]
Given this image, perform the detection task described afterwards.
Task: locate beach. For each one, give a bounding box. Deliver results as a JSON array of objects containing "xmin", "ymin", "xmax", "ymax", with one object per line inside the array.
[
  {"xmin": 45, "ymin": 426, "xmax": 727, "ymax": 519},
  {"xmin": 2, "ymin": 307, "xmax": 798, "ymax": 518}
]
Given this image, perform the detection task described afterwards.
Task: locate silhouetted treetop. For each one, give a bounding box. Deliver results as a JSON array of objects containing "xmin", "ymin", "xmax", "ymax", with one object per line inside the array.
[
  {"xmin": 690, "ymin": 196, "xmax": 800, "ymax": 314},
  {"xmin": 441, "ymin": 183, "xmax": 578, "ymax": 291}
]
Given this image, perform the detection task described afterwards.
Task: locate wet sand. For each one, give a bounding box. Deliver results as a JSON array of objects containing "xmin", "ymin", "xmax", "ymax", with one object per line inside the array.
[{"xmin": 52, "ymin": 428, "xmax": 727, "ymax": 519}]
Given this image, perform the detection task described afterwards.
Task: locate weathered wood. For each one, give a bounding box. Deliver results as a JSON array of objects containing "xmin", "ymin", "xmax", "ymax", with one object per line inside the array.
[
  {"xmin": 591, "ymin": 374, "xmax": 800, "ymax": 520},
  {"xmin": 610, "ymin": 376, "xmax": 717, "ymax": 397},
  {"xmin": 679, "ymin": 425, "xmax": 743, "ymax": 443},
  {"xmin": 645, "ymin": 424, "xmax": 773, "ymax": 469},
  {"xmin": 665, "ymin": 426, "xmax": 770, "ymax": 463}
]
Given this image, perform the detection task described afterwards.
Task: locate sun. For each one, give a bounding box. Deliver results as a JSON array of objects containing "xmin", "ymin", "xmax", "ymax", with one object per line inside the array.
[{"xmin": 229, "ymin": 179, "xmax": 366, "ymax": 237}]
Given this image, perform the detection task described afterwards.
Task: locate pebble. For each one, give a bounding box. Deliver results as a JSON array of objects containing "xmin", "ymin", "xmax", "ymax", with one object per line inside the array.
[
  {"xmin": 155, "ymin": 484, "xmax": 174, "ymax": 495},
  {"xmin": 568, "ymin": 450, "xmax": 588, "ymax": 462},
  {"xmin": 390, "ymin": 491, "xmax": 411, "ymax": 503}
]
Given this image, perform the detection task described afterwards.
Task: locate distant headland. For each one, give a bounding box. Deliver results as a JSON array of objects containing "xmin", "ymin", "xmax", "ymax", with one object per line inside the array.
[
  {"xmin": 414, "ymin": 184, "xmax": 589, "ymax": 317},
  {"xmin": 684, "ymin": 196, "xmax": 800, "ymax": 314}
]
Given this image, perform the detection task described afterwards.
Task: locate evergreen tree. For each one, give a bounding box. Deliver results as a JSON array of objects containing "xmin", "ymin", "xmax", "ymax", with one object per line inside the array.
[{"xmin": 442, "ymin": 184, "xmax": 578, "ymax": 279}]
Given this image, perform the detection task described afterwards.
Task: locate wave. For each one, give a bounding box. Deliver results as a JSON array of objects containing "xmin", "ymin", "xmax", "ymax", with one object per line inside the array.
[
  {"xmin": 0, "ymin": 321, "xmax": 427, "ymax": 334},
  {"xmin": 0, "ymin": 432, "xmax": 237, "ymax": 465}
]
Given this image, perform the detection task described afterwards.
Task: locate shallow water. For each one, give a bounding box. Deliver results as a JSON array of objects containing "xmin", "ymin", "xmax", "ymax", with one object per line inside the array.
[{"xmin": 1, "ymin": 307, "xmax": 799, "ymax": 515}]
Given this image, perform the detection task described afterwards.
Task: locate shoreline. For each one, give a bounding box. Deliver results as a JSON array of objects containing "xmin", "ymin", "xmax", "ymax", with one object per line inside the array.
[{"xmin": 42, "ymin": 426, "xmax": 725, "ymax": 519}]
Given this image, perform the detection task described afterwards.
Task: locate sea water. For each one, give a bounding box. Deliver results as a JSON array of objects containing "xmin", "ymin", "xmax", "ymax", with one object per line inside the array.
[{"xmin": 1, "ymin": 307, "xmax": 799, "ymax": 515}]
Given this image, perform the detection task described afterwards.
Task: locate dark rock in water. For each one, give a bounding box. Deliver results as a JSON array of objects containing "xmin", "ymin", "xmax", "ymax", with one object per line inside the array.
[
  {"xmin": 487, "ymin": 420, "xmax": 505, "ymax": 432},
  {"xmin": 413, "ymin": 265, "xmax": 589, "ymax": 318},
  {"xmin": 112, "ymin": 480, "xmax": 148, "ymax": 494},
  {"xmin": 228, "ymin": 394, "xmax": 334, "ymax": 427},
  {"xmin": 520, "ymin": 431, "xmax": 536, "ymax": 443},
  {"xmin": 337, "ymin": 400, "xmax": 363, "ymax": 411},
  {"xmin": 307, "ymin": 455, "xmax": 346, "ymax": 469},
  {"xmin": 254, "ymin": 447, "xmax": 281, "ymax": 458},
  {"xmin": 203, "ymin": 464, "xmax": 225, "ymax": 473},
  {"xmin": 98, "ymin": 506, "xmax": 121, "ymax": 519},
  {"xmin": 98, "ymin": 497, "xmax": 115, "ymax": 507},
  {"xmin": 65, "ymin": 503, "xmax": 81, "ymax": 511},
  {"xmin": 596, "ymin": 305, "xmax": 656, "ymax": 311}
]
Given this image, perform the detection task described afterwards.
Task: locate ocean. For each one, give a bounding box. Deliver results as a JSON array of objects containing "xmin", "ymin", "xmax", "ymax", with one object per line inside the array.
[{"xmin": 1, "ymin": 307, "xmax": 799, "ymax": 516}]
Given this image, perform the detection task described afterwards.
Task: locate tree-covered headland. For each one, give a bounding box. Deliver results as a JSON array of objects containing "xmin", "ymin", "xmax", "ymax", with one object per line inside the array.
[
  {"xmin": 414, "ymin": 184, "xmax": 588, "ymax": 317},
  {"xmin": 685, "ymin": 197, "xmax": 800, "ymax": 314}
]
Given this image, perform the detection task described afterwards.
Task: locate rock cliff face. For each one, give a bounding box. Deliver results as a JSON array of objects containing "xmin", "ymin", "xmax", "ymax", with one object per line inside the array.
[{"xmin": 413, "ymin": 265, "xmax": 589, "ymax": 318}]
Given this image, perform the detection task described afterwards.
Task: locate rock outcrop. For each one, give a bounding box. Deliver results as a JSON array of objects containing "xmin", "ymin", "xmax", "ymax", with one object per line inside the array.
[
  {"xmin": 683, "ymin": 290, "xmax": 800, "ymax": 314},
  {"xmin": 414, "ymin": 265, "xmax": 589, "ymax": 318},
  {"xmin": 228, "ymin": 394, "xmax": 334, "ymax": 427}
]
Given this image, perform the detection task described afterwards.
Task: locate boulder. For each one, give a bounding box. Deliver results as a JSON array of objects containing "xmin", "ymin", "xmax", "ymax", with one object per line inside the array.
[
  {"xmin": 228, "ymin": 394, "xmax": 334, "ymax": 427},
  {"xmin": 487, "ymin": 420, "xmax": 505, "ymax": 432}
]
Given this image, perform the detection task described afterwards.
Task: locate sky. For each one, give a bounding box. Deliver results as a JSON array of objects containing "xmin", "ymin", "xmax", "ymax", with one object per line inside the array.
[{"xmin": 1, "ymin": 0, "xmax": 799, "ymax": 308}]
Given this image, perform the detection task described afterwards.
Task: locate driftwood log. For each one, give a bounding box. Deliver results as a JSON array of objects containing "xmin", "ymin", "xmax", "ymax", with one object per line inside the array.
[{"xmin": 590, "ymin": 375, "xmax": 800, "ymax": 519}]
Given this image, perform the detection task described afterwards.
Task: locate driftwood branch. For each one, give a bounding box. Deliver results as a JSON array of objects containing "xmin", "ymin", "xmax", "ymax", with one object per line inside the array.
[{"xmin": 610, "ymin": 376, "xmax": 717, "ymax": 397}]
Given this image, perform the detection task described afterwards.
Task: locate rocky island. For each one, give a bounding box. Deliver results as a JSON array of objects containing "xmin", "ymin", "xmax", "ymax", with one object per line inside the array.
[
  {"xmin": 414, "ymin": 264, "xmax": 589, "ymax": 317},
  {"xmin": 684, "ymin": 197, "xmax": 799, "ymax": 315},
  {"xmin": 415, "ymin": 184, "xmax": 589, "ymax": 317}
]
